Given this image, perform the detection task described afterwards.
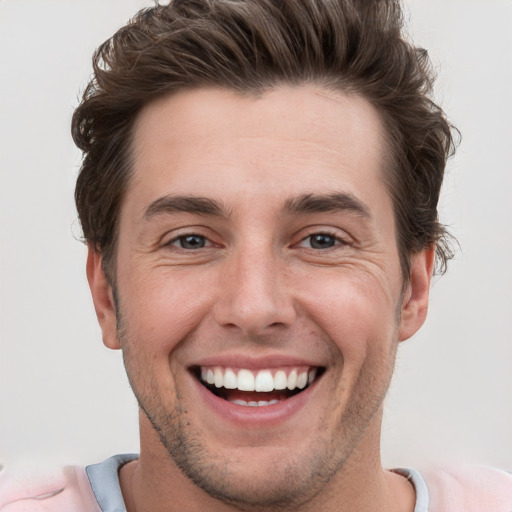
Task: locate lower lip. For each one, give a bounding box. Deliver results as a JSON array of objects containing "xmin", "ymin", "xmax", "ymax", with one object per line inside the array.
[{"xmin": 191, "ymin": 373, "xmax": 319, "ymax": 428}]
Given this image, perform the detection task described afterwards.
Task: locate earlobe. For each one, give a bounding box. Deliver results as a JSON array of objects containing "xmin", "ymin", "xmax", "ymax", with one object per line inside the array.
[
  {"xmin": 86, "ymin": 245, "xmax": 121, "ymax": 350},
  {"xmin": 398, "ymin": 245, "xmax": 435, "ymax": 342}
]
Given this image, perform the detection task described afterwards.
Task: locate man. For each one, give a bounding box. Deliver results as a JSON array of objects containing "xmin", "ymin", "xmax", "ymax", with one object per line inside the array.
[{"xmin": 1, "ymin": 0, "xmax": 511, "ymax": 511}]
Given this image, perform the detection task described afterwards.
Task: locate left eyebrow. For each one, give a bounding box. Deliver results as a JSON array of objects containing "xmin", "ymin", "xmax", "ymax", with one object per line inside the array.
[
  {"xmin": 143, "ymin": 195, "xmax": 230, "ymax": 220},
  {"xmin": 284, "ymin": 192, "xmax": 371, "ymax": 218}
]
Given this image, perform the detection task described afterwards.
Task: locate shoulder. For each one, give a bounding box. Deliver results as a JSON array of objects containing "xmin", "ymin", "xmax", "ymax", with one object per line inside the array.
[
  {"xmin": 422, "ymin": 465, "xmax": 512, "ymax": 512},
  {"xmin": 0, "ymin": 465, "xmax": 101, "ymax": 512}
]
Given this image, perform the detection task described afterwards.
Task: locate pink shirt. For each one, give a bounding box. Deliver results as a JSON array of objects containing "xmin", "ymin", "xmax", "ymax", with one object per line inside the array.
[
  {"xmin": 0, "ymin": 465, "xmax": 100, "ymax": 512},
  {"xmin": 1, "ymin": 455, "xmax": 511, "ymax": 511}
]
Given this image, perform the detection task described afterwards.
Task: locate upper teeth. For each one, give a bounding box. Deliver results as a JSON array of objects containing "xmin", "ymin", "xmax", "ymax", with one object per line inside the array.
[{"xmin": 200, "ymin": 367, "xmax": 317, "ymax": 392}]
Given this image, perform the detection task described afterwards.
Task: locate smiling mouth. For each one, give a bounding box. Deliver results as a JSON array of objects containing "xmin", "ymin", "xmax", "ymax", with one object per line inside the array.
[{"xmin": 192, "ymin": 366, "xmax": 324, "ymax": 407}]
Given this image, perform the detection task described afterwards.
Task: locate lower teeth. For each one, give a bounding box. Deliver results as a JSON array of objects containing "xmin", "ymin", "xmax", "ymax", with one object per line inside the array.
[{"xmin": 231, "ymin": 399, "xmax": 281, "ymax": 407}]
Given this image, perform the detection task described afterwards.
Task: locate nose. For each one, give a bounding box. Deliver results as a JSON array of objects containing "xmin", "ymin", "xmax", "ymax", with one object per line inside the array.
[{"xmin": 212, "ymin": 244, "xmax": 296, "ymax": 336}]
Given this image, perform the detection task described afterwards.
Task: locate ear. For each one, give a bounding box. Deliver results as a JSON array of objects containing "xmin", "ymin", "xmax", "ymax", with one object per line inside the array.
[
  {"xmin": 86, "ymin": 245, "xmax": 121, "ymax": 350},
  {"xmin": 398, "ymin": 245, "xmax": 435, "ymax": 342}
]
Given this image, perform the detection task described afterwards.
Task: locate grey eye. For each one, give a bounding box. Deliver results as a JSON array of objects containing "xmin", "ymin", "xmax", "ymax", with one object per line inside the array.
[
  {"xmin": 308, "ymin": 234, "xmax": 336, "ymax": 249},
  {"xmin": 177, "ymin": 235, "xmax": 207, "ymax": 249}
]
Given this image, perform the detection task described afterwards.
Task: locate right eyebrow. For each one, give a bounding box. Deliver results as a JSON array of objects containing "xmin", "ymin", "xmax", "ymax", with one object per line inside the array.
[
  {"xmin": 284, "ymin": 192, "xmax": 371, "ymax": 218},
  {"xmin": 143, "ymin": 195, "xmax": 229, "ymax": 220}
]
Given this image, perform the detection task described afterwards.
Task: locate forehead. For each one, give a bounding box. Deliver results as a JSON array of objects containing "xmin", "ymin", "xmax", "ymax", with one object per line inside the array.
[{"xmin": 127, "ymin": 85, "xmax": 389, "ymax": 216}]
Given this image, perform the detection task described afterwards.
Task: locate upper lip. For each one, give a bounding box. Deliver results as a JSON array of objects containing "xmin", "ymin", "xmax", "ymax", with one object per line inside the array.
[{"xmin": 189, "ymin": 353, "xmax": 325, "ymax": 371}]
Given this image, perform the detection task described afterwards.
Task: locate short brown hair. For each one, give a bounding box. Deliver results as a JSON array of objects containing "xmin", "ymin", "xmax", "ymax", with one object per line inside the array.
[{"xmin": 72, "ymin": 0, "xmax": 457, "ymax": 280}]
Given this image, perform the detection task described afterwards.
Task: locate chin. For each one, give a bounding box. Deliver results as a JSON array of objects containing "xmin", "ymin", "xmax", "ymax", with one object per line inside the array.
[
  {"xmin": 139, "ymin": 387, "xmax": 363, "ymax": 509},
  {"xmin": 162, "ymin": 435, "xmax": 337, "ymax": 509}
]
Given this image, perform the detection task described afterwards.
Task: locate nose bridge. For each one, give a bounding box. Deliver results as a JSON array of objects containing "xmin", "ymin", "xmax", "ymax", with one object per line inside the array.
[{"xmin": 213, "ymin": 238, "xmax": 295, "ymax": 334}]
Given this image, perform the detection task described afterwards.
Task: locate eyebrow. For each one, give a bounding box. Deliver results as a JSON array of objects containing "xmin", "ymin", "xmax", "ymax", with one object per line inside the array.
[
  {"xmin": 143, "ymin": 195, "xmax": 229, "ymax": 220},
  {"xmin": 143, "ymin": 192, "xmax": 371, "ymax": 220},
  {"xmin": 284, "ymin": 193, "xmax": 371, "ymax": 218}
]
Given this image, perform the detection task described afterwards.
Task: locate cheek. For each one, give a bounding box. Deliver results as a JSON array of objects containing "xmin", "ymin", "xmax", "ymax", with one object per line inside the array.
[
  {"xmin": 117, "ymin": 266, "xmax": 218, "ymax": 354},
  {"xmin": 298, "ymin": 271, "xmax": 399, "ymax": 360}
]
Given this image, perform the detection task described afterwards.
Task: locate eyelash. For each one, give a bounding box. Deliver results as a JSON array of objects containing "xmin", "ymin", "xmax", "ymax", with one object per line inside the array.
[
  {"xmin": 296, "ymin": 230, "xmax": 349, "ymax": 250},
  {"xmin": 165, "ymin": 230, "xmax": 348, "ymax": 252},
  {"xmin": 167, "ymin": 233, "xmax": 212, "ymax": 250}
]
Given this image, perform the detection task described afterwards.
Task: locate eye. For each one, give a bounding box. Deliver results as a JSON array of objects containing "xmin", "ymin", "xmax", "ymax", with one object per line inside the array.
[
  {"xmin": 299, "ymin": 233, "xmax": 342, "ymax": 250},
  {"xmin": 171, "ymin": 234, "xmax": 209, "ymax": 250}
]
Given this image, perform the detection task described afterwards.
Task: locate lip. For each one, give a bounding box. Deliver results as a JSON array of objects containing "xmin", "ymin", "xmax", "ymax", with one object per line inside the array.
[
  {"xmin": 192, "ymin": 353, "xmax": 323, "ymax": 370},
  {"xmin": 188, "ymin": 362, "xmax": 323, "ymax": 428}
]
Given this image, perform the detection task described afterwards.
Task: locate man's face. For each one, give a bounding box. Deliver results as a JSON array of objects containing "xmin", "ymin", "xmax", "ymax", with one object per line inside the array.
[{"xmin": 89, "ymin": 85, "xmax": 431, "ymax": 508}]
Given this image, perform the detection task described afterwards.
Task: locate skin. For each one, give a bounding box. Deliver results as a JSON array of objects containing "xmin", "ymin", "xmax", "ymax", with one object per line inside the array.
[{"xmin": 88, "ymin": 85, "xmax": 434, "ymax": 512}]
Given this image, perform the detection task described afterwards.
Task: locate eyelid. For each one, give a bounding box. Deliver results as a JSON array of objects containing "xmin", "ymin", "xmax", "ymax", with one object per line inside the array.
[
  {"xmin": 294, "ymin": 226, "xmax": 351, "ymax": 246},
  {"xmin": 297, "ymin": 234, "xmax": 344, "ymax": 249},
  {"xmin": 169, "ymin": 234, "xmax": 212, "ymax": 248},
  {"xmin": 160, "ymin": 226, "xmax": 219, "ymax": 249}
]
